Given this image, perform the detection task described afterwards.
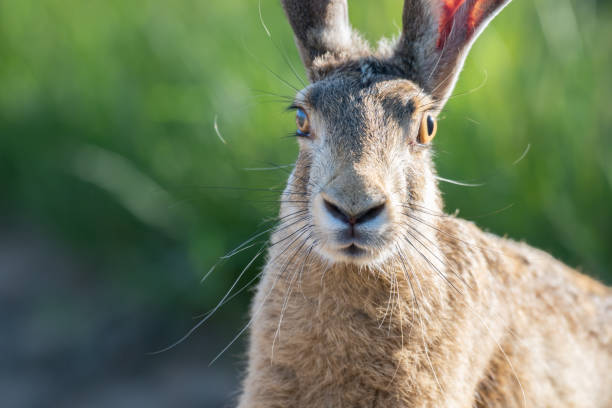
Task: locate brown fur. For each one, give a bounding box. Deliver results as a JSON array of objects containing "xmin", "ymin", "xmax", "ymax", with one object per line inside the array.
[{"xmin": 236, "ymin": 1, "xmax": 612, "ymax": 406}]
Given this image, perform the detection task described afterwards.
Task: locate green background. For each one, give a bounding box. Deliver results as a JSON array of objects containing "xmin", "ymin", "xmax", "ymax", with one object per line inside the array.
[{"xmin": 1, "ymin": 0, "xmax": 610, "ymax": 406}]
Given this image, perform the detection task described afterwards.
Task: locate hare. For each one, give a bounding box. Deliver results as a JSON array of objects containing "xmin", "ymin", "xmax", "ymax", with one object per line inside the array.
[{"xmin": 237, "ymin": 0, "xmax": 612, "ymax": 407}]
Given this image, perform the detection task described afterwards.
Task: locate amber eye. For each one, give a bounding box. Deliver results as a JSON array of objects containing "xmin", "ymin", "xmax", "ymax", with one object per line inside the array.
[
  {"xmin": 296, "ymin": 108, "xmax": 310, "ymax": 137},
  {"xmin": 418, "ymin": 114, "xmax": 437, "ymax": 144}
]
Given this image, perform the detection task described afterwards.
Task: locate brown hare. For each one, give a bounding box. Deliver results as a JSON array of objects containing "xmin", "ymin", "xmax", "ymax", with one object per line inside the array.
[{"xmin": 237, "ymin": 0, "xmax": 612, "ymax": 406}]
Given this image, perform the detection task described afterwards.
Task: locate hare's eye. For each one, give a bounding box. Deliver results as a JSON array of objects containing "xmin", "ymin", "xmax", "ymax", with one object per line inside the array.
[
  {"xmin": 418, "ymin": 114, "xmax": 437, "ymax": 144},
  {"xmin": 295, "ymin": 108, "xmax": 310, "ymax": 137}
]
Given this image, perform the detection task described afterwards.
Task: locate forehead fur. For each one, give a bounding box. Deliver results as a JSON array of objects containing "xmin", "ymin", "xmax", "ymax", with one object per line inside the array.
[{"xmin": 301, "ymin": 66, "xmax": 428, "ymax": 152}]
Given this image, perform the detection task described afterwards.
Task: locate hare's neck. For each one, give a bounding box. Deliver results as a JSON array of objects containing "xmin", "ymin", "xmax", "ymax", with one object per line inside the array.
[
  {"xmin": 254, "ymin": 249, "xmax": 474, "ymax": 405},
  {"xmin": 296, "ymin": 256, "xmax": 452, "ymax": 323},
  {"xmin": 262, "ymin": 222, "xmax": 459, "ymax": 334}
]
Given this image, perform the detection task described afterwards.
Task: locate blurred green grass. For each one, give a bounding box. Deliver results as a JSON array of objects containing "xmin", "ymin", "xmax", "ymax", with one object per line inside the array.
[{"xmin": 0, "ymin": 0, "xmax": 610, "ymax": 339}]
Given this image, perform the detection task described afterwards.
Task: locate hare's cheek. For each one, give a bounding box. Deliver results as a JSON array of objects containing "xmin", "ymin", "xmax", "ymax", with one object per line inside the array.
[
  {"xmin": 311, "ymin": 196, "xmax": 343, "ymax": 234},
  {"xmin": 296, "ymin": 137, "xmax": 313, "ymax": 151}
]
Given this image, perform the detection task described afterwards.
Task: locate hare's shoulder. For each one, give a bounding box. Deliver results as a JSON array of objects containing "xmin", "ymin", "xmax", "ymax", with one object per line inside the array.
[
  {"xmin": 438, "ymin": 216, "xmax": 612, "ymax": 302},
  {"xmin": 440, "ymin": 215, "xmax": 608, "ymax": 294},
  {"xmin": 440, "ymin": 216, "xmax": 612, "ymax": 345},
  {"xmin": 494, "ymin": 230, "xmax": 610, "ymax": 298}
]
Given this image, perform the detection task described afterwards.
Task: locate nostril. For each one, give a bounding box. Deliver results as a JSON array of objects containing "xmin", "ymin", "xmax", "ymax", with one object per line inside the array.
[
  {"xmin": 355, "ymin": 202, "xmax": 386, "ymax": 224},
  {"xmin": 323, "ymin": 199, "xmax": 350, "ymax": 223},
  {"xmin": 323, "ymin": 198, "xmax": 386, "ymax": 226}
]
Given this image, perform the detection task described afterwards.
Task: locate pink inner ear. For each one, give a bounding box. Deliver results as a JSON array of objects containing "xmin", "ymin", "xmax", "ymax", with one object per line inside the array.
[
  {"xmin": 437, "ymin": 0, "xmax": 488, "ymax": 49},
  {"xmin": 437, "ymin": 0, "xmax": 466, "ymax": 49},
  {"xmin": 468, "ymin": 1, "xmax": 488, "ymax": 32}
]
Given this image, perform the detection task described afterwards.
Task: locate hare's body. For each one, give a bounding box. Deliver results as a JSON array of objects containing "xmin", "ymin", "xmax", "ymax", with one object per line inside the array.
[
  {"xmin": 239, "ymin": 215, "xmax": 612, "ymax": 407},
  {"xmin": 236, "ymin": 0, "xmax": 612, "ymax": 406}
]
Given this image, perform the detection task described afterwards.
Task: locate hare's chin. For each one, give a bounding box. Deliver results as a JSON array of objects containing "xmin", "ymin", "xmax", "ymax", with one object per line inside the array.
[{"xmin": 317, "ymin": 242, "xmax": 389, "ymax": 266}]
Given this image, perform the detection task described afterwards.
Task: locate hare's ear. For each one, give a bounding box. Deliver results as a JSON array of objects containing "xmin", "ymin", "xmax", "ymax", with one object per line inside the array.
[
  {"xmin": 281, "ymin": 0, "xmax": 365, "ymax": 79},
  {"xmin": 395, "ymin": 0, "xmax": 511, "ymax": 108}
]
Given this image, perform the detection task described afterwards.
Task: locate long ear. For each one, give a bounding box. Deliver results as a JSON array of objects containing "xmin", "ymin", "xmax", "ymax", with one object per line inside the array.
[
  {"xmin": 395, "ymin": 0, "xmax": 512, "ymax": 108},
  {"xmin": 281, "ymin": 0, "xmax": 366, "ymax": 79}
]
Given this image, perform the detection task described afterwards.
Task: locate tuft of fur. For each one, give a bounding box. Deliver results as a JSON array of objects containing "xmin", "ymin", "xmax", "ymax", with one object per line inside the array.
[{"xmin": 237, "ymin": 1, "xmax": 612, "ymax": 406}]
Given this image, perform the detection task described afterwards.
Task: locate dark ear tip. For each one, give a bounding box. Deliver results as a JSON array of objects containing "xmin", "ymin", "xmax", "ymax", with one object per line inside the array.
[{"xmin": 281, "ymin": 0, "xmax": 362, "ymax": 74}]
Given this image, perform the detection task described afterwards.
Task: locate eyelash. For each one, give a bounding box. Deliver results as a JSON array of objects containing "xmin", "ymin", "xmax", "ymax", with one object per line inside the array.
[{"xmin": 289, "ymin": 104, "xmax": 311, "ymax": 138}]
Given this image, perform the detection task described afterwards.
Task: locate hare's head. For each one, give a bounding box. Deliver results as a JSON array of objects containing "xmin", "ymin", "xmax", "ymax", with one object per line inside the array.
[{"xmin": 280, "ymin": 0, "xmax": 511, "ymax": 265}]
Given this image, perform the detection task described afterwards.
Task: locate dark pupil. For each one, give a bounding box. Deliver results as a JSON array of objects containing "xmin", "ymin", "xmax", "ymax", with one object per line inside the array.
[
  {"xmin": 297, "ymin": 110, "xmax": 307, "ymax": 129},
  {"xmin": 426, "ymin": 115, "xmax": 434, "ymax": 135}
]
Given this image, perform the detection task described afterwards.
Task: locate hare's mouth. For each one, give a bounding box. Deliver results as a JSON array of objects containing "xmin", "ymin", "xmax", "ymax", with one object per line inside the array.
[
  {"xmin": 318, "ymin": 231, "xmax": 391, "ymax": 264},
  {"xmin": 340, "ymin": 243, "xmax": 368, "ymax": 258},
  {"xmin": 319, "ymin": 238, "xmax": 388, "ymax": 265}
]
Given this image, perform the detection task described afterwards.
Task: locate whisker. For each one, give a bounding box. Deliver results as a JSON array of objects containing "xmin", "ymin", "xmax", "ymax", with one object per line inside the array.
[
  {"xmin": 258, "ymin": 0, "xmax": 272, "ymax": 38},
  {"xmin": 401, "ymin": 230, "xmax": 463, "ymax": 295},
  {"xmin": 271, "ymin": 232, "xmax": 314, "ymax": 358},
  {"xmin": 399, "ymin": 202, "xmax": 450, "ymax": 218},
  {"xmin": 396, "ymin": 244, "xmax": 418, "ymax": 340},
  {"xmin": 402, "ymin": 212, "xmax": 502, "ymax": 255},
  {"xmin": 268, "ymin": 221, "xmax": 312, "ymax": 249},
  {"xmin": 241, "ymin": 41, "xmax": 300, "ymax": 93},
  {"xmin": 209, "ymin": 225, "xmax": 313, "ymax": 365},
  {"xmin": 470, "ymin": 203, "xmax": 515, "ymax": 220},
  {"xmin": 263, "ymin": 160, "xmax": 322, "ymax": 191},
  {"xmin": 445, "ymin": 69, "xmax": 488, "ymax": 101},
  {"xmin": 436, "ymin": 176, "xmax": 485, "ymax": 187},
  {"xmin": 193, "ymin": 269, "xmax": 265, "ymax": 320},
  {"xmin": 298, "ymin": 240, "xmax": 318, "ymax": 295},
  {"xmin": 398, "ymin": 240, "xmax": 446, "ymax": 397},
  {"xmin": 248, "ymin": 200, "xmax": 310, "ymax": 204},
  {"xmin": 243, "ymin": 164, "xmax": 295, "ymax": 172},
  {"xmin": 402, "ymin": 222, "xmax": 473, "ymax": 290},
  {"xmin": 149, "ymin": 243, "xmax": 267, "ymax": 355},
  {"xmin": 512, "ymin": 143, "xmax": 531, "ymax": 166},
  {"xmin": 212, "ymin": 208, "xmax": 308, "ymax": 267},
  {"xmin": 169, "ymin": 185, "xmax": 302, "ymax": 195},
  {"xmin": 251, "ymin": 89, "xmax": 295, "ymax": 101},
  {"xmin": 200, "ymin": 212, "xmax": 308, "ymax": 294},
  {"xmin": 213, "ymin": 114, "xmax": 227, "ymax": 144},
  {"xmin": 257, "ymin": 0, "xmax": 307, "ymax": 88},
  {"xmin": 379, "ymin": 270, "xmax": 396, "ymax": 329}
]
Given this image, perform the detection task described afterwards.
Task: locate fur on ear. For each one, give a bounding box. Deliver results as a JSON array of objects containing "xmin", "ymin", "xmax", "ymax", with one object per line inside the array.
[
  {"xmin": 438, "ymin": 0, "xmax": 508, "ymax": 48},
  {"xmin": 280, "ymin": 0, "xmax": 368, "ymax": 80},
  {"xmin": 396, "ymin": 0, "xmax": 512, "ymax": 108},
  {"xmin": 438, "ymin": 0, "xmax": 467, "ymax": 48}
]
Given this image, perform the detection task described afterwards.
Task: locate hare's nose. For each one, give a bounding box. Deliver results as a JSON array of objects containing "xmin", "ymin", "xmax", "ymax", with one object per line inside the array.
[{"xmin": 323, "ymin": 198, "xmax": 386, "ymax": 226}]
